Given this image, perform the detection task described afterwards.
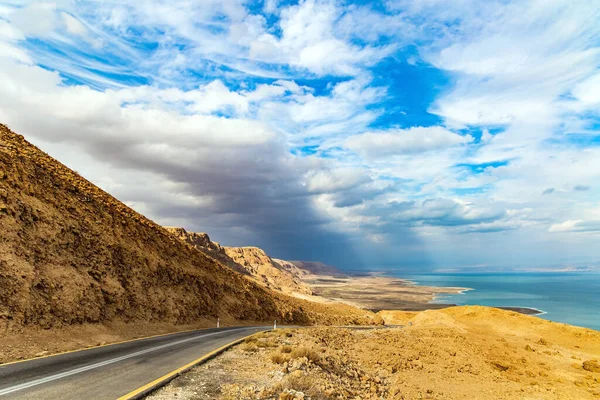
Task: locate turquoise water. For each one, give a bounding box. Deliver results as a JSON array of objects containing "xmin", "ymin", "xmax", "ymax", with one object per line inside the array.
[{"xmin": 397, "ymin": 273, "xmax": 600, "ymax": 331}]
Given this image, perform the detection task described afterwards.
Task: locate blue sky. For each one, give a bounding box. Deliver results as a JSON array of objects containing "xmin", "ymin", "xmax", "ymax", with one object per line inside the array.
[{"xmin": 1, "ymin": 0, "xmax": 600, "ymax": 272}]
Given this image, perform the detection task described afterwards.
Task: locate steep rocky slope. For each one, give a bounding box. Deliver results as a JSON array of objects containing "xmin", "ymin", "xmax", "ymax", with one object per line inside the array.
[
  {"xmin": 223, "ymin": 247, "xmax": 313, "ymax": 296},
  {"xmin": 0, "ymin": 124, "xmax": 380, "ymax": 341},
  {"xmin": 163, "ymin": 227, "xmax": 249, "ymax": 276},
  {"xmin": 164, "ymin": 227, "xmax": 313, "ymax": 296}
]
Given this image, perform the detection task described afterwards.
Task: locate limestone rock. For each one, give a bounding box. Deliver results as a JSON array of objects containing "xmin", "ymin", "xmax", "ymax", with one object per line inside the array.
[{"xmin": 583, "ymin": 359, "xmax": 600, "ymax": 372}]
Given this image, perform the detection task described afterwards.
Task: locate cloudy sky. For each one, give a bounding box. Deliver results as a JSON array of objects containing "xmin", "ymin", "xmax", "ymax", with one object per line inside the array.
[{"xmin": 1, "ymin": 0, "xmax": 600, "ymax": 272}]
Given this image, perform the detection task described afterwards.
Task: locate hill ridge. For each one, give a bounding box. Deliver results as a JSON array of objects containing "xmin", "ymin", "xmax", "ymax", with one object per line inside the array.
[{"xmin": 164, "ymin": 226, "xmax": 313, "ymax": 296}]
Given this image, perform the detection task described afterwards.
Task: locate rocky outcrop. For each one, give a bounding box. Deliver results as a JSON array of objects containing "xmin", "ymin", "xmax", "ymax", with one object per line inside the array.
[
  {"xmin": 164, "ymin": 227, "xmax": 217, "ymax": 250},
  {"xmin": 273, "ymin": 259, "xmax": 313, "ymax": 278},
  {"xmin": 223, "ymin": 247, "xmax": 313, "ymax": 296},
  {"xmin": 164, "ymin": 228, "xmax": 313, "ymax": 296},
  {"xmin": 163, "ymin": 227, "xmax": 249, "ymax": 276}
]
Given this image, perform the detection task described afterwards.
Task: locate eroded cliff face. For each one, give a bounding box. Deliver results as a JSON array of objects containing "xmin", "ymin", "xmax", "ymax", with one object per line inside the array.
[
  {"xmin": 223, "ymin": 247, "xmax": 313, "ymax": 296},
  {"xmin": 164, "ymin": 228, "xmax": 313, "ymax": 296},
  {"xmin": 163, "ymin": 227, "xmax": 249, "ymax": 276},
  {"xmin": 163, "ymin": 227, "xmax": 343, "ymax": 298},
  {"xmin": 0, "ymin": 124, "xmax": 380, "ymax": 334}
]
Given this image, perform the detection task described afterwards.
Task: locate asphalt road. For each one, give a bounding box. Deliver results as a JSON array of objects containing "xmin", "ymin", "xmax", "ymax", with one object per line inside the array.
[{"xmin": 0, "ymin": 325, "xmax": 269, "ymax": 400}]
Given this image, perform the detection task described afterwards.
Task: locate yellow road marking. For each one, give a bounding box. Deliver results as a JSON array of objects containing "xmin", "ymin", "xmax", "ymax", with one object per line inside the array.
[
  {"xmin": 117, "ymin": 330, "xmax": 269, "ymax": 400},
  {"xmin": 0, "ymin": 324, "xmax": 251, "ymax": 367}
]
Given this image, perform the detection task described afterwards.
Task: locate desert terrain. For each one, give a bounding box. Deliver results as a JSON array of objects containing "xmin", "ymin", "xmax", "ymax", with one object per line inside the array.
[
  {"xmin": 303, "ymin": 273, "xmax": 467, "ymax": 311},
  {"xmin": 148, "ymin": 306, "xmax": 600, "ymax": 400}
]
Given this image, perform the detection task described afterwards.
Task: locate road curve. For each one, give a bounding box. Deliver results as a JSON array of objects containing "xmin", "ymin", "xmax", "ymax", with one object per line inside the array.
[{"xmin": 0, "ymin": 325, "xmax": 269, "ymax": 400}]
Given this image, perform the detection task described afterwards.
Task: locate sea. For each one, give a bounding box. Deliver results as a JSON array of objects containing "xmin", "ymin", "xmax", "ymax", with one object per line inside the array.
[{"xmin": 396, "ymin": 272, "xmax": 600, "ymax": 331}]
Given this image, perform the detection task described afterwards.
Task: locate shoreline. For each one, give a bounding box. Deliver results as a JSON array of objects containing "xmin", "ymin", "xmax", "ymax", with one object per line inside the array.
[
  {"xmin": 301, "ymin": 271, "xmax": 544, "ymax": 317},
  {"xmin": 496, "ymin": 306, "xmax": 546, "ymax": 316},
  {"xmin": 372, "ymin": 272, "xmax": 546, "ymax": 317},
  {"xmin": 301, "ymin": 272, "xmax": 470, "ymax": 312}
]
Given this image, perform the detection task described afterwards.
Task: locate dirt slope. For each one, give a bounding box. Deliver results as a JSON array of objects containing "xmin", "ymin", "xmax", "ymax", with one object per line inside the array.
[{"xmin": 0, "ymin": 124, "xmax": 379, "ymax": 343}]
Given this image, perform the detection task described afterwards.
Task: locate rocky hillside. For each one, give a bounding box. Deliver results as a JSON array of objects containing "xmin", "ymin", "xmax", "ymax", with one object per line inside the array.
[
  {"xmin": 163, "ymin": 227, "xmax": 250, "ymax": 276},
  {"xmin": 0, "ymin": 124, "xmax": 380, "ymax": 336},
  {"xmin": 223, "ymin": 247, "xmax": 313, "ymax": 296},
  {"xmin": 272, "ymin": 259, "xmax": 313, "ymax": 280},
  {"xmin": 164, "ymin": 227, "xmax": 313, "ymax": 296}
]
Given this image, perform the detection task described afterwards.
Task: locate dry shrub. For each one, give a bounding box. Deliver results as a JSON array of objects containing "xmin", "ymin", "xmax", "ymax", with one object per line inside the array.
[
  {"xmin": 274, "ymin": 329, "xmax": 295, "ymax": 338},
  {"xmin": 244, "ymin": 336, "xmax": 258, "ymax": 343},
  {"xmin": 280, "ymin": 373, "xmax": 330, "ymax": 400},
  {"xmin": 290, "ymin": 347, "xmax": 322, "ymax": 363},
  {"xmin": 239, "ymin": 342, "xmax": 258, "ymax": 352},
  {"xmin": 281, "ymin": 345, "xmax": 293, "ymax": 353},
  {"xmin": 270, "ymin": 351, "xmax": 291, "ymax": 364},
  {"xmin": 257, "ymin": 339, "xmax": 278, "ymax": 348}
]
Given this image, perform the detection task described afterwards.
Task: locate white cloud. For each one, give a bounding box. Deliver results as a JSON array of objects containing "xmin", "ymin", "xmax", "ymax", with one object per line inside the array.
[
  {"xmin": 256, "ymin": 77, "xmax": 386, "ymax": 146},
  {"xmin": 423, "ymin": 1, "xmax": 600, "ymax": 130},
  {"xmin": 0, "ymin": 40, "xmax": 32, "ymax": 64},
  {"xmin": 393, "ymin": 198, "xmax": 505, "ymax": 227},
  {"xmin": 344, "ymin": 126, "xmax": 472, "ymax": 158},
  {"xmin": 549, "ymin": 220, "xmax": 600, "ymax": 233},
  {"xmin": 571, "ymin": 73, "xmax": 600, "ymax": 107},
  {"xmin": 263, "ymin": 0, "xmax": 279, "ymax": 15},
  {"xmin": 9, "ymin": 2, "xmax": 58, "ymax": 37},
  {"xmin": 245, "ymin": 0, "xmax": 395, "ymax": 76},
  {"xmin": 0, "ymin": 19, "xmax": 24, "ymax": 40},
  {"xmin": 62, "ymin": 12, "xmax": 88, "ymax": 36},
  {"xmin": 305, "ymin": 167, "xmax": 371, "ymax": 193}
]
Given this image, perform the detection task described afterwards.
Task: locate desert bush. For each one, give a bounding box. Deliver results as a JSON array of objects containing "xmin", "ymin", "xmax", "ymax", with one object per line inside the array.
[
  {"xmin": 278, "ymin": 373, "xmax": 330, "ymax": 400},
  {"xmin": 259, "ymin": 331, "xmax": 278, "ymax": 339},
  {"xmin": 274, "ymin": 329, "xmax": 295, "ymax": 337},
  {"xmin": 239, "ymin": 342, "xmax": 258, "ymax": 352},
  {"xmin": 244, "ymin": 335, "xmax": 258, "ymax": 343},
  {"xmin": 257, "ymin": 339, "xmax": 278, "ymax": 348},
  {"xmin": 281, "ymin": 345, "xmax": 293, "ymax": 353},
  {"xmin": 270, "ymin": 351, "xmax": 291, "ymax": 364},
  {"xmin": 290, "ymin": 347, "xmax": 322, "ymax": 363}
]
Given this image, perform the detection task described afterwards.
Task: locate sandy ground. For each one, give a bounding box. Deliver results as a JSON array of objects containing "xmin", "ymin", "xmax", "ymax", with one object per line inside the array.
[
  {"xmin": 301, "ymin": 274, "xmax": 468, "ymax": 311},
  {"xmin": 147, "ymin": 306, "xmax": 600, "ymax": 400}
]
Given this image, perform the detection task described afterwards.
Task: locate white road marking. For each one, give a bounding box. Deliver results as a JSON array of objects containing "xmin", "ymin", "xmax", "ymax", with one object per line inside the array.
[{"xmin": 0, "ymin": 327, "xmax": 254, "ymax": 396}]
